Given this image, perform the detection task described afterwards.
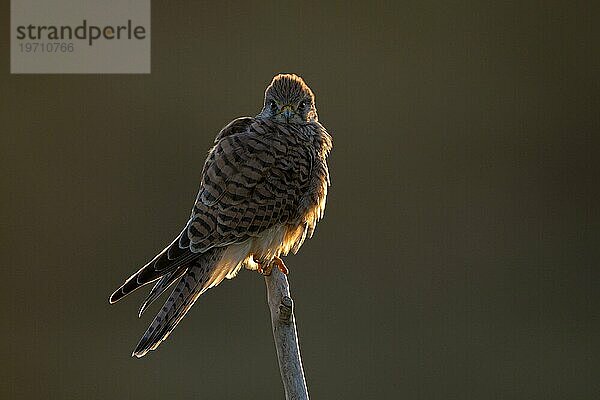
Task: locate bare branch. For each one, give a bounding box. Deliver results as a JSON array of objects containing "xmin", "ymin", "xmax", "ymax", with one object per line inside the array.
[{"xmin": 264, "ymin": 267, "xmax": 309, "ymax": 400}]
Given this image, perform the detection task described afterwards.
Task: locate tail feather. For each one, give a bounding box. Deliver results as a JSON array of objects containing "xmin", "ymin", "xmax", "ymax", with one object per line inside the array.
[
  {"xmin": 109, "ymin": 231, "xmax": 196, "ymax": 304},
  {"xmin": 132, "ymin": 248, "xmax": 225, "ymax": 357},
  {"xmin": 138, "ymin": 266, "xmax": 187, "ymax": 317}
]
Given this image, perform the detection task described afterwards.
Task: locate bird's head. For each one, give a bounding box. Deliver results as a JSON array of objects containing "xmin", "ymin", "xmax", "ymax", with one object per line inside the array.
[{"xmin": 258, "ymin": 74, "xmax": 318, "ymax": 124}]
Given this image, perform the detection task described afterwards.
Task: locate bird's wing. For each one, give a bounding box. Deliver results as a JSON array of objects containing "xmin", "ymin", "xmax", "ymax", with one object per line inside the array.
[
  {"xmin": 179, "ymin": 118, "xmax": 313, "ymax": 253},
  {"xmin": 109, "ymin": 229, "xmax": 197, "ymax": 304},
  {"xmin": 109, "ymin": 117, "xmax": 311, "ymax": 304},
  {"xmin": 111, "ymin": 118, "xmax": 317, "ymax": 357}
]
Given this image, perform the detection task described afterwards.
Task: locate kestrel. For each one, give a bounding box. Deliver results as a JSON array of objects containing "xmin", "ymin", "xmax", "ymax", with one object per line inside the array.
[{"xmin": 109, "ymin": 74, "xmax": 332, "ymax": 357}]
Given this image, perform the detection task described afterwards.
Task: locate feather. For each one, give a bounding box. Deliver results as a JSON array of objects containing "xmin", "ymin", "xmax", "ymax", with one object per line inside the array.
[
  {"xmin": 132, "ymin": 248, "xmax": 225, "ymax": 357},
  {"xmin": 109, "ymin": 230, "xmax": 196, "ymax": 304},
  {"xmin": 138, "ymin": 266, "xmax": 187, "ymax": 317}
]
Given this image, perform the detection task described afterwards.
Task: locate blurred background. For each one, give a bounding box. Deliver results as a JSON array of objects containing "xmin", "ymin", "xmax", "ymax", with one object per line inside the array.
[{"xmin": 1, "ymin": 1, "xmax": 598, "ymax": 399}]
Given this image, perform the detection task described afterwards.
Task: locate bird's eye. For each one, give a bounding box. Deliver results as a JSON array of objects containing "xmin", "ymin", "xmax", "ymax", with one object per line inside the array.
[
  {"xmin": 298, "ymin": 100, "xmax": 307, "ymax": 109},
  {"xmin": 269, "ymin": 100, "xmax": 277, "ymax": 110}
]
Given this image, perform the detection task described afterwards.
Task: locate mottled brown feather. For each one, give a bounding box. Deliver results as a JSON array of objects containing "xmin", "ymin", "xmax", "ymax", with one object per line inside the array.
[{"xmin": 181, "ymin": 117, "xmax": 331, "ymax": 254}]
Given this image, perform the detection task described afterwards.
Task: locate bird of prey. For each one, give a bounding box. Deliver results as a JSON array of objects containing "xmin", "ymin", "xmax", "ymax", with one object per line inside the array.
[{"xmin": 109, "ymin": 74, "xmax": 332, "ymax": 357}]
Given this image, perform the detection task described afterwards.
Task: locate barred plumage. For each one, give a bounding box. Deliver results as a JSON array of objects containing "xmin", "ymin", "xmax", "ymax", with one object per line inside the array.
[{"xmin": 109, "ymin": 74, "xmax": 332, "ymax": 357}]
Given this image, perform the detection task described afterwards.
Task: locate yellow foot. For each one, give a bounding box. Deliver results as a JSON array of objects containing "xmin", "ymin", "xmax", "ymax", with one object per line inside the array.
[
  {"xmin": 256, "ymin": 256, "xmax": 288, "ymax": 276},
  {"xmin": 272, "ymin": 256, "xmax": 289, "ymax": 275},
  {"xmin": 257, "ymin": 261, "xmax": 273, "ymax": 276}
]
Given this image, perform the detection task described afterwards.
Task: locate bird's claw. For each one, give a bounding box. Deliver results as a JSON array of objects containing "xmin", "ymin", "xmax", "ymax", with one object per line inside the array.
[
  {"xmin": 257, "ymin": 262, "xmax": 273, "ymax": 276},
  {"xmin": 257, "ymin": 256, "xmax": 288, "ymax": 276},
  {"xmin": 272, "ymin": 257, "xmax": 289, "ymax": 275}
]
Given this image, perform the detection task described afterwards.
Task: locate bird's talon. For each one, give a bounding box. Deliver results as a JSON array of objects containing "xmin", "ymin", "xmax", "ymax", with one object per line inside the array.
[
  {"xmin": 257, "ymin": 261, "xmax": 273, "ymax": 276},
  {"xmin": 273, "ymin": 257, "xmax": 289, "ymax": 275},
  {"xmin": 256, "ymin": 257, "xmax": 287, "ymax": 276}
]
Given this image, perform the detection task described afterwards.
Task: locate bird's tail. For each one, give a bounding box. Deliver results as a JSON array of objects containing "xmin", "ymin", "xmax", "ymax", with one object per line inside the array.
[{"xmin": 132, "ymin": 247, "xmax": 226, "ymax": 357}]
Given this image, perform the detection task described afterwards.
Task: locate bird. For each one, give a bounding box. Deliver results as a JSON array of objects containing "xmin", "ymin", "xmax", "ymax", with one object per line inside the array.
[{"xmin": 109, "ymin": 74, "xmax": 332, "ymax": 357}]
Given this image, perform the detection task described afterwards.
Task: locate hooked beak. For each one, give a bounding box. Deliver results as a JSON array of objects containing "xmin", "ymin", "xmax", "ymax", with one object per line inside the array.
[{"xmin": 281, "ymin": 105, "xmax": 294, "ymax": 121}]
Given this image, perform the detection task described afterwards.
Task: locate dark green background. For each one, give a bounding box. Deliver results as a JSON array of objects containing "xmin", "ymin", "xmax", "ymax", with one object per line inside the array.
[{"xmin": 1, "ymin": 2, "xmax": 598, "ymax": 399}]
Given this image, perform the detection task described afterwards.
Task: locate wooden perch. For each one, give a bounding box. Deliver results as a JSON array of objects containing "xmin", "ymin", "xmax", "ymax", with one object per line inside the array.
[{"xmin": 264, "ymin": 266, "xmax": 309, "ymax": 400}]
